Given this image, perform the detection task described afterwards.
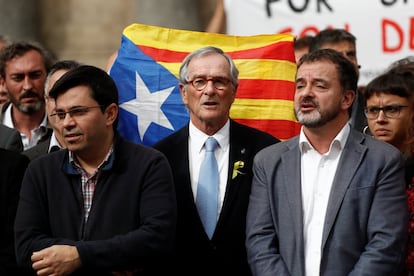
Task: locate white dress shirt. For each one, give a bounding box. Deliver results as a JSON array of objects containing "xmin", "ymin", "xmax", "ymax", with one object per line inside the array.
[
  {"xmin": 188, "ymin": 120, "xmax": 230, "ymax": 217},
  {"xmin": 299, "ymin": 123, "xmax": 350, "ymax": 276},
  {"xmin": 48, "ymin": 132, "xmax": 62, "ymax": 153},
  {"xmin": 2, "ymin": 104, "xmax": 48, "ymax": 150}
]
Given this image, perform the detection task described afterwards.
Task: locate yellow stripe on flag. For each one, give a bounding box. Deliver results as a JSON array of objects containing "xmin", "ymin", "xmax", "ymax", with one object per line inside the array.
[
  {"xmin": 124, "ymin": 23, "xmax": 294, "ymax": 52},
  {"xmin": 159, "ymin": 60, "xmax": 296, "ymax": 81},
  {"xmin": 236, "ymin": 59, "xmax": 296, "ymax": 81},
  {"xmin": 114, "ymin": 22, "xmax": 300, "ymax": 143},
  {"xmin": 230, "ymin": 99, "xmax": 297, "ymax": 121}
]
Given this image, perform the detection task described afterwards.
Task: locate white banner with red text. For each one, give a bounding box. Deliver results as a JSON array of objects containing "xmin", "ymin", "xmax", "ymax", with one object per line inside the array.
[{"xmin": 224, "ymin": 0, "xmax": 414, "ymax": 85}]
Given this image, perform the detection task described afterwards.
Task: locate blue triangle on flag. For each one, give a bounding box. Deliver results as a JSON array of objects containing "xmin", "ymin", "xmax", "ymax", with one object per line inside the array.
[{"xmin": 110, "ymin": 35, "xmax": 189, "ymax": 146}]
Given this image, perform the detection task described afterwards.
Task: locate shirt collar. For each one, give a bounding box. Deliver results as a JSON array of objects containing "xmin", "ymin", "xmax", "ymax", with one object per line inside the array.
[
  {"xmin": 189, "ymin": 119, "xmax": 230, "ymax": 153},
  {"xmin": 3, "ymin": 103, "xmax": 48, "ymax": 129},
  {"xmin": 69, "ymin": 144, "xmax": 115, "ymax": 173},
  {"xmin": 3, "ymin": 103, "xmax": 14, "ymax": 128},
  {"xmin": 48, "ymin": 132, "xmax": 62, "ymax": 152},
  {"xmin": 299, "ymin": 123, "xmax": 350, "ymax": 154}
]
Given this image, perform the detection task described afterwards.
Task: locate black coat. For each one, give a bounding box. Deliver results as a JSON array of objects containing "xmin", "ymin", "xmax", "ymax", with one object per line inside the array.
[
  {"xmin": 0, "ymin": 149, "xmax": 29, "ymax": 275},
  {"xmin": 153, "ymin": 120, "xmax": 279, "ymax": 276}
]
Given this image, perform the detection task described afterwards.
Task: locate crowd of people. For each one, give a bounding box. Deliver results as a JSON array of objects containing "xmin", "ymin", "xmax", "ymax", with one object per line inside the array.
[{"xmin": 0, "ymin": 25, "xmax": 414, "ymax": 276}]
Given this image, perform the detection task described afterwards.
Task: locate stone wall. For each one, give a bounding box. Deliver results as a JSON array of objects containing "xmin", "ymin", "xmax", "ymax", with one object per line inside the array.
[{"xmin": 0, "ymin": 0, "xmax": 215, "ymax": 69}]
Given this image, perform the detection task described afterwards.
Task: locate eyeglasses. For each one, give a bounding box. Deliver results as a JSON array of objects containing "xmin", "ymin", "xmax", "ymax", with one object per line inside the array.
[
  {"xmin": 364, "ymin": 104, "xmax": 408, "ymax": 119},
  {"xmin": 50, "ymin": 105, "xmax": 104, "ymax": 120},
  {"xmin": 186, "ymin": 77, "xmax": 231, "ymax": 91}
]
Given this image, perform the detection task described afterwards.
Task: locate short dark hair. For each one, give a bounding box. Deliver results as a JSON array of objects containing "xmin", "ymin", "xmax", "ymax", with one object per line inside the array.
[
  {"xmin": 297, "ymin": 48, "xmax": 358, "ymax": 93},
  {"xmin": 294, "ymin": 35, "xmax": 314, "ymax": 51},
  {"xmin": 365, "ymin": 66, "xmax": 414, "ymax": 100},
  {"xmin": 309, "ymin": 29, "xmax": 356, "ymax": 53},
  {"xmin": 45, "ymin": 60, "xmax": 81, "ymax": 93},
  {"xmin": 0, "ymin": 41, "xmax": 55, "ymax": 78},
  {"xmin": 49, "ymin": 65, "xmax": 119, "ymax": 128},
  {"xmin": 49, "ymin": 60, "xmax": 81, "ymax": 76}
]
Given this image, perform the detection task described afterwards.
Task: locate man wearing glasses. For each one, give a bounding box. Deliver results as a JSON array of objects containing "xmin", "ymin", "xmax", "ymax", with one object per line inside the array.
[
  {"xmin": 154, "ymin": 46, "xmax": 279, "ymax": 276},
  {"xmin": 23, "ymin": 60, "xmax": 80, "ymax": 160},
  {"xmin": 14, "ymin": 65, "xmax": 177, "ymax": 275},
  {"xmin": 246, "ymin": 49, "xmax": 407, "ymax": 275}
]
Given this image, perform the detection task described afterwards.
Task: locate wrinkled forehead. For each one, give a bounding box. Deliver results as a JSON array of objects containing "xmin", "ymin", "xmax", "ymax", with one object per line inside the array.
[
  {"xmin": 296, "ymin": 60, "xmax": 338, "ymax": 81},
  {"xmin": 187, "ymin": 54, "xmax": 230, "ymax": 76}
]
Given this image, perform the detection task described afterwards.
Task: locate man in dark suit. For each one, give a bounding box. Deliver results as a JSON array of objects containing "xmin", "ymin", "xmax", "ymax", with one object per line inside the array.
[
  {"xmin": 154, "ymin": 46, "xmax": 279, "ymax": 276},
  {"xmin": 0, "ymin": 148, "xmax": 29, "ymax": 275},
  {"xmin": 0, "ymin": 124, "xmax": 23, "ymax": 152},
  {"xmin": 246, "ymin": 49, "xmax": 408, "ymax": 275}
]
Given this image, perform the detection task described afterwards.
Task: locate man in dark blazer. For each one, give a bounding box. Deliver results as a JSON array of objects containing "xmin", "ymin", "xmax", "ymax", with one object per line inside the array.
[
  {"xmin": 0, "ymin": 124, "xmax": 23, "ymax": 152},
  {"xmin": 246, "ymin": 49, "xmax": 408, "ymax": 275},
  {"xmin": 154, "ymin": 46, "xmax": 279, "ymax": 276},
  {"xmin": 0, "ymin": 148, "xmax": 29, "ymax": 274}
]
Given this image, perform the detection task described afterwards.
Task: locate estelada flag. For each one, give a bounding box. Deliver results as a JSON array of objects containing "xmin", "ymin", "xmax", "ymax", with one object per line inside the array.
[{"xmin": 109, "ymin": 23, "xmax": 301, "ymax": 146}]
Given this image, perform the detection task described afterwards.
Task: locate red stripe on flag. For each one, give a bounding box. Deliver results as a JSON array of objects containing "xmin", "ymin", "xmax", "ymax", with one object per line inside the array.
[
  {"xmin": 236, "ymin": 79, "xmax": 295, "ymax": 100},
  {"xmin": 226, "ymin": 41, "xmax": 295, "ymax": 61},
  {"xmin": 138, "ymin": 45, "xmax": 189, "ymax": 63},
  {"xmin": 234, "ymin": 119, "xmax": 301, "ymax": 140},
  {"xmin": 138, "ymin": 42, "xmax": 294, "ymax": 63}
]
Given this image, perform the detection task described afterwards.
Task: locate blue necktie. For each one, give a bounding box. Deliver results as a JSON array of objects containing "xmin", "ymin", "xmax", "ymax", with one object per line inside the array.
[{"xmin": 196, "ymin": 137, "xmax": 219, "ymax": 239}]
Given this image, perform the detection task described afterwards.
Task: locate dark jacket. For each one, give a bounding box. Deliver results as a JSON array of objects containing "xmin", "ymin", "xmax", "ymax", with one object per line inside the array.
[
  {"xmin": 0, "ymin": 124, "xmax": 23, "ymax": 152},
  {"xmin": 22, "ymin": 137, "xmax": 51, "ymax": 161},
  {"xmin": 153, "ymin": 120, "xmax": 279, "ymax": 276},
  {"xmin": 14, "ymin": 135, "xmax": 176, "ymax": 275},
  {"xmin": 0, "ymin": 149, "xmax": 29, "ymax": 275},
  {"xmin": 0, "ymin": 102, "xmax": 52, "ymax": 151}
]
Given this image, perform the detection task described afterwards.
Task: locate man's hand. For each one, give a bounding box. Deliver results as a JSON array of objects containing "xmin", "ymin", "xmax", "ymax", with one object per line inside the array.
[{"xmin": 31, "ymin": 245, "xmax": 82, "ymax": 276}]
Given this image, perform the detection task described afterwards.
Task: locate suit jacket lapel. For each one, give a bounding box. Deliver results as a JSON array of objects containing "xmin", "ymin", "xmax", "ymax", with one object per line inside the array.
[
  {"xmin": 177, "ymin": 126, "xmax": 196, "ymax": 204},
  {"xmin": 217, "ymin": 122, "xmax": 246, "ymax": 224},
  {"xmin": 322, "ymin": 130, "xmax": 367, "ymax": 249},
  {"xmin": 282, "ymin": 138, "xmax": 305, "ymax": 250}
]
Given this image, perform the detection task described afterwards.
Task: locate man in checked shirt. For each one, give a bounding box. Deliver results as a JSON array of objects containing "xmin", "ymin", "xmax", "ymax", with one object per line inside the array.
[{"xmin": 14, "ymin": 65, "xmax": 176, "ymax": 276}]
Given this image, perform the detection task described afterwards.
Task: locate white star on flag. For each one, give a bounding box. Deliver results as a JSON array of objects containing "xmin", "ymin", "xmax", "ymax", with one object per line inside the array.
[{"xmin": 120, "ymin": 71, "xmax": 175, "ymax": 141}]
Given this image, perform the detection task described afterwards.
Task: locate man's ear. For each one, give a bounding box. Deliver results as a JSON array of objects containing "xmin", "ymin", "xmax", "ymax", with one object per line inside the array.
[
  {"xmin": 342, "ymin": 90, "xmax": 355, "ymax": 110},
  {"xmin": 179, "ymin": 83, "xmax": 188, "ymax": 105},
  {"xmin": 105, "ymin": 103, "xmax": 118, "ymax": 126}
]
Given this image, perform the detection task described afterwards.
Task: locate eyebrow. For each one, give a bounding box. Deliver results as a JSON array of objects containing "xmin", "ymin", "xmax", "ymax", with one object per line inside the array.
[
  {"xmin": 295, "ymin": 77, "xmax": 328, "ymax": 84},
  {"xmin": 55, "ymin": 105, "xmax": 86, "ymax": 111}
]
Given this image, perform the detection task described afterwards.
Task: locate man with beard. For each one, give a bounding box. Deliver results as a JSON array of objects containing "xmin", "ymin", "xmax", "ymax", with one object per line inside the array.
[
  {"xmin": 23, "ymin": 60, "xmax": 81, "ymax": 160},
  {"xmin": 246, "ymin": 49, "xmax": 408, "ymax": 276},
  {"xmin": 0, "ymin": 41, "xmax": 54, "ymax": 150},
  {"xmin": 309, "ymin": 29, "xmax": 367, "ymax": 133}
]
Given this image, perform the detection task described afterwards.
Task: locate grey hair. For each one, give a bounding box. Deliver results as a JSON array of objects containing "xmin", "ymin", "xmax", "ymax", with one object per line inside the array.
[
  {"xmin": 178, "ymin": 46, "xmax": 239, "ymax": 89},
  {"xmin": 44, "ymin": 60, "xmax": 81, "ymax": 94}
]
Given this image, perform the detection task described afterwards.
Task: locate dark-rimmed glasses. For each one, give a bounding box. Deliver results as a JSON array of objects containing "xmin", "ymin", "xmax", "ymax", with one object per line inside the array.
[
  {"xmin": 364, "ymin": 104, "xmax": 408, "ymax": 119},
  {"xmin": 186, "ymin": 77, "xmax": 231, "ymax": 91},
  {"xmin": 50, "ymin": 105, "xmax": 104, "ymax": 120}
]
